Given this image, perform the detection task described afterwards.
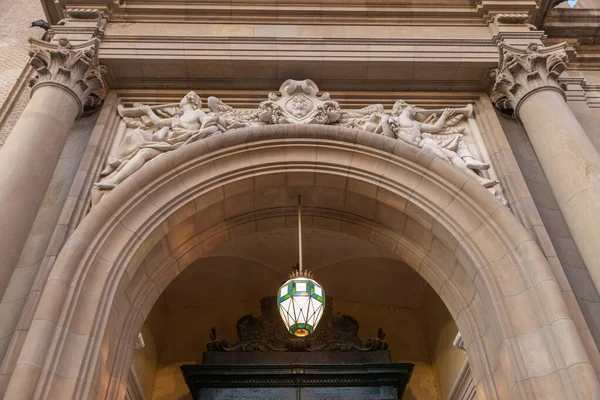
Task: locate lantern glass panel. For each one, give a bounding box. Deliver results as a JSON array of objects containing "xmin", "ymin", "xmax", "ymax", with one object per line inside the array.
[{"xmin": 277, "ymin": 277, "xmax": 325, "ymax": 336}]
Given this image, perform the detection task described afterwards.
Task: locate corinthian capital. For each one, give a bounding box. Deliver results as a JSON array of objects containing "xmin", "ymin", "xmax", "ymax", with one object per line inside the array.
[
  {"xmin": 28, "ymin": 37, "xmax": 107, "ymax": 114},
  {"xmin": 490, "ymin": 42, "xmax": 569, "ymax": 117}
]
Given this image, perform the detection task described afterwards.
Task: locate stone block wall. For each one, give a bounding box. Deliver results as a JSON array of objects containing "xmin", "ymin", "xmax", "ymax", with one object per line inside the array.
[{"xmin": 0, "ymin": 0, "xmax": 44, "ymax": 146}]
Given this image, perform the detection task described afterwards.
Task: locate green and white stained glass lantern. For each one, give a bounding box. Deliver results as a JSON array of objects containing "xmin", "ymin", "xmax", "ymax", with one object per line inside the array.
[{"xmin": 277, "ymin": 270, "xmax": 325, "ymax": 337}]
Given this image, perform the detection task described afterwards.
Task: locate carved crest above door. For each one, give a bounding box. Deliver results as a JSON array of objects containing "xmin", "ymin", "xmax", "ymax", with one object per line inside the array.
[{"xmin": 257, "ymin": 79, "xmax": 342, "ymax": 125}]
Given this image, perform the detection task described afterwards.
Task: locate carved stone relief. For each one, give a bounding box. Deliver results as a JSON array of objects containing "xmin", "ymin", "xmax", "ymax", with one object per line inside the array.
[
  {"xmin": 490, "ymin": 42, "xmax": 569, "ymax": 116},
  {"xmin": 258, "ymin": 79, "xmax": 341, "ymax": 125},
  {"xmin": 206, "ymin": 296, "xmax": 388, "ymax": 353},
  {"xmin": 29, "ymin": 38, "xmax": 107, "ymax": 113},
  {"xmin": 92, "ymin": 79, "xmax": 498, "ymax": 205}
]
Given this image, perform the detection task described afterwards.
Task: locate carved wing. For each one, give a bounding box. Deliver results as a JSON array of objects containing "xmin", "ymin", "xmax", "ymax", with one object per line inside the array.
[
  {"xmin": 338, "ymin": 104, "xmax": 385, "ymax": 130},
  {"xmin": 207, "ymin": 96, "xmax": 233, "ymax": 113},
  {"xmin": 439, "ymin": 113, "xmax": 466, "ymax": 134},
  {"xmin": 207, "ymin": 96, "xmax": 261, "ymax": 125},
  {"xmin": 444, "ymin": 113, "xmax": 465, "ymax": 127},
  {"xmin": 355, "ymin": 103, "xmax": 384, "ymax": 116}
]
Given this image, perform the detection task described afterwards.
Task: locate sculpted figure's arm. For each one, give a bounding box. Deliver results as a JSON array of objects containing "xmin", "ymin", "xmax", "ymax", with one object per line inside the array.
[
  {"xmin": 139, "ymin": 104, "xmax": 174, "ymax": 128},
  {"xmin": 386, "ymin": 113, "xmax": 421, "ymax": 146},
  {"xmin": 419, "ymin": 108, "xmax": 454, "ymax": 133}
]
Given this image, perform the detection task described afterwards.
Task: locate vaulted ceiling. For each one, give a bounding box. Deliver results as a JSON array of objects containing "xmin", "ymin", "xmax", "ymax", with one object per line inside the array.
[{"xmin": 162, "ymin": 228, "xmax": 429, "ymax": 313}]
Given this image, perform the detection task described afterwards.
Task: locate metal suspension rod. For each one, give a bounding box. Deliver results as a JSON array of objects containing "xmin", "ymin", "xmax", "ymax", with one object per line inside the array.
[{"xmin": 298, "ymin": 195, "xmax": 303, "ymax": 273}]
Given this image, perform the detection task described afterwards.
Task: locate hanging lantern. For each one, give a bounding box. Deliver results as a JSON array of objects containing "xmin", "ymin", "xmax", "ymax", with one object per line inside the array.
[
  {"xmin": 277, "ymin": 270, "xmax": 325, "ymax": 337},
  {"xmin": 277, "ymin": 195, "xmax": 326, "ymax": 337}
]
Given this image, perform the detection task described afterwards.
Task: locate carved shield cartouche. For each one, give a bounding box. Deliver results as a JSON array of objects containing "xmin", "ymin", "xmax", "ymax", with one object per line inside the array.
[{"xmin": 258, "ymin": 79, "xmax": 341, "ymax": 125}]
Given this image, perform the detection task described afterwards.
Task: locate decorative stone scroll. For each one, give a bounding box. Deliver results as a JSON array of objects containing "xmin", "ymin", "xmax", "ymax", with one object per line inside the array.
[
  {"xmin": 490, "ymin": 42, "xmax": 569, "ymax": 117},
  {"xmin": 93, "ymin": 79, "xmax": 496, "ymax": 204},
  {"xmin": 206, "ymin": 296, "xmax": 388, "ymax": 353},
  {"xmin": 28, "ymin": 37, "xmax": 107, "ymax": 113}
]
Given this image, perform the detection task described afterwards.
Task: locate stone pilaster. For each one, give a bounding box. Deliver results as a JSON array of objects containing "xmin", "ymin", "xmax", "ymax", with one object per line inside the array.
[
  {"xmin": 0, "ymin": 37, "xmax": 106, "ymax": 302},
  {"xmin": 491, "ymin": 41, "xmax": 600, "ymax": 299}
]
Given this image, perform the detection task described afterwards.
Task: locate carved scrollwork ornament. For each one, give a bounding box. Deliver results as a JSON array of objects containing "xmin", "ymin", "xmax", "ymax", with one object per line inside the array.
[
  {"xmin": 206, "ymin": 296, "xmax": 388, "ymax": 353},
  {"xmin": 28, "ymin": 37, "xmax": 107, "ymax": 115},
  {"xmin": 490, "ymin": 42, "xmax": 569, "ymax": 118}
]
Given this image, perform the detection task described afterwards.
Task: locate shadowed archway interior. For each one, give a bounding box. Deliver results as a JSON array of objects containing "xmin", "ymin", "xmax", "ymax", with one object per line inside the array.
[{"xmin": 135, "ymin": 226, "xmax": 465, "ymax": 400}]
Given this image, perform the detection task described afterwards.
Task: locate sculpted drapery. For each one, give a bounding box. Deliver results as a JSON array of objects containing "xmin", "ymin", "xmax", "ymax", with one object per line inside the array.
[
  {"xmin": 96, "ymin": 92, "xmax": 242, "ymax": 190},
  {"xmin": 92, "ymin": 79, "xmax": 495, "ymax": 204}
]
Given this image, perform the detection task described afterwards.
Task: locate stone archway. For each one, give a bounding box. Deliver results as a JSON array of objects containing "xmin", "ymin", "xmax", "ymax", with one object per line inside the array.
[{"xmin": 4, "ymin": 125, "xmax": 598, "ymax": 400}]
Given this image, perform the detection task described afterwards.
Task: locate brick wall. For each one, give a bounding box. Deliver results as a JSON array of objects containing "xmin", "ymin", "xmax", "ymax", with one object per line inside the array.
[{"xmin": 0, "ymin": 0, "xmax": 44, "ymax": 146}]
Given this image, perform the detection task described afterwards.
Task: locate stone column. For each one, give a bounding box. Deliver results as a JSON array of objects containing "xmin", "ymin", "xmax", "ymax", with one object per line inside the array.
[
  {"xmin": 0, "ymin": 38, "xmax": 105, "ymax": 300},
  {"xmin": 491, "ymin": 42, "xmax": 600, "ymax": 295}
]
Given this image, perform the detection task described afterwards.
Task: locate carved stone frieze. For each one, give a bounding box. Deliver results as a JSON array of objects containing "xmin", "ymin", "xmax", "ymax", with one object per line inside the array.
[
  {"xmin": 28, "ymin": 37, "xmax": 107, "ymax": 113},
  {"xmin": 339, "ymin": 101, "xmax": 497, "ymax": 188},
  {"xmin": 206, "ymin": 297, "xmax": 388, "ymax": 353},
  {"xmin": 490, "ymin": 42, "xmax": 569, "ymax": 116},
  {"xmin": 92, "ymin": 78, "xmax": 497, "ymax": 204}
]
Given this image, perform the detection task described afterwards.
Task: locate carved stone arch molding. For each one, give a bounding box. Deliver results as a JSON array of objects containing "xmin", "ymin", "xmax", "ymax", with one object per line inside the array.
[{"xmin": 5, "ymin": 125, "xmax": 599, "ymax": 400}]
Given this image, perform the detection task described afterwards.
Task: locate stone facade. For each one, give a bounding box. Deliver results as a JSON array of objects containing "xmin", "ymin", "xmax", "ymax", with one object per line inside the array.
[
  {"xmin": 0, "ymin": 0, "xmax": 44, "ymax": 146},
  {"xmin": 1, "ymin": 1, "xmax": 600, "ymax": 400}
]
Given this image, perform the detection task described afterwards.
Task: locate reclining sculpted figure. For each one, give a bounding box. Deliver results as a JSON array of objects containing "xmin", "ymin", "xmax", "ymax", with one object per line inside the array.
[
  {"xmin": 385, "ymin": 100, "xmax": 496, "ymax": 188},
  {"xmin": 341, "ymin": 100, "xmax": 497, "ymax": 188},
  {"xmin": 92, "ymin": 92, "xmax": 249, "ymax": 205}
]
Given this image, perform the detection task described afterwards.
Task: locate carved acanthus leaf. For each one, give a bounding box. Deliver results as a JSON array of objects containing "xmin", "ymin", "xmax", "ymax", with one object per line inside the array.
[
  {"xmin": 29, "ymin": 38, "xmax": 107, "ymax": 113},
  {"xmin": 490, "ymin": 42, "xmax": 569, "ymax": 116}
]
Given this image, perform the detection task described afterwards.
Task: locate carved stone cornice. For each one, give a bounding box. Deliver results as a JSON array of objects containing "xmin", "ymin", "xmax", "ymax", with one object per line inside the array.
[
  {"xmin": 494, "ymin": 14, "xmax": 530, "ymax": 24},
  {"xmin": 490, "ymin": 42, "xmax": 569, "ymax": 117},
  {"xmin": 64, "ymin": 8, "xmax": 108, "ymax": 20},
  {"xmin": 28, "ymin": 37, "xmax": 107, "ymax": 114},
  {"xmin": 57, "ymin": 8, "xmax": 110, "ymax": 40}
]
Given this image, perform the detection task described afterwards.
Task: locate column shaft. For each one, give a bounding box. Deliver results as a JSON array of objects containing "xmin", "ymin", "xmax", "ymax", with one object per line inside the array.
[
  {"xmin": 0, "ymin": 86, "xmax": 79, "ymax": 298},
  {"xmin": 519, "ymin": 89, "xmax": 600, "ymax": 291},
  {"xmin": 0, "ymin": 36, "xmax": 104, "ymax": 304}
]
